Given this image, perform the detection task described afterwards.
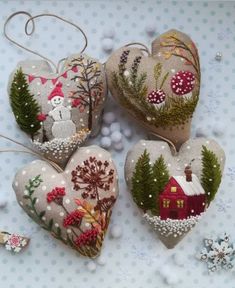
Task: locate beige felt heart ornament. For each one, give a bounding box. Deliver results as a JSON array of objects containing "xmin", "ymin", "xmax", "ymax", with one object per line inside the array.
[
  {"xmin": 8, "ymin": 54, "xmax": 106, "ymax": 167},
  {"xmin": 12, "ymin": 146, "xmax": 118, "ymax": 258},
  {"xmin": 125, "ymin": 138, "xmax": 225, "ymax": 248},
  {"xmin": 106, "ymin": 29, "xmax": 200, "ymax": 149}
]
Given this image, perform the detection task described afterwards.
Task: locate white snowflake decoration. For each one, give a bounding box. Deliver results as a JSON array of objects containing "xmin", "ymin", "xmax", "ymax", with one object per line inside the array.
[{"xmin": 197, "ymin": 233, "xmax": 235, "ymax": 273}]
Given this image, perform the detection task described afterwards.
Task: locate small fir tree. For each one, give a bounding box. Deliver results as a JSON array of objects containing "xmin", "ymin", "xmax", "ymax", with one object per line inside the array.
[
  {"xmin": 152, "ymin": 155, "xmax": 170, "ymax": 214},
  {"xmin": 10, "ymin": 68, "xmax": 41, "ymax": 139},
  {"xmin": 201, "ymin": 145, "xmax": 222, "ymax": 205},
  {"xmin": 131, "ymin": 150, "xmax": 156, "ymax": 212}
]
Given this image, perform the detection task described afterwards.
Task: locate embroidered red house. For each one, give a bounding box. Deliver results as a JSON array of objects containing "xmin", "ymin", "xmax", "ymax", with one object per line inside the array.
[{"xmin": 159, "ymin": 166, "xmax": 206, "ymax": 220}]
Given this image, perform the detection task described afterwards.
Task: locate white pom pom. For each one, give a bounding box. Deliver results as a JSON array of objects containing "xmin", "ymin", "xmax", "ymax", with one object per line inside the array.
[
  {"xmin": 96, "ymin": 255, "xmax": 106, "ymax": 266},
  {"xmin": 101, "ymin": 126, "xmax": 110, "ymax": 136},
  {"xmin": 0, "ymin": 195, "xmax": 7, "ymax": 208},
  {"xmin": 102, "ymin": 28, "xmax": 115, "ymax": 39},
  {"xmin": 195, "ymin": 126, "xmax": 207, "ymax": 137},
  {"xmin": 101, "ymin": 38, "xmax": 114, "ymax": 52},
  {"xmin": 110, "ymin": 225, "xmax": 122, "ymax": 239},
  {"xmin": 145, "ymin": 24, "xmax": 156, "ymax": 35},
  {"xmin": 113, "ymin": 141, "xmax": 124, "ymax": 151},
  {"xmin": 100, "ymin": 137, "xmax": 112, "ymax": 149},
  {"xmin": 123, "ymin": 128, "xmax": 132, "ymax": 138},
  {"xmin": 110, "ymin": 131, "xmax": 122, "ymax": 143},
  {"xmin": 110, "ymin": 122, "xmax": 121, "ymax": 132},
  {"xmin": 158, "ymin": 265, "xmax": 180, "ymax": 285},
  {"xmin": 172, "ymin": 253, "xmax": 185, "ymax": 267},
  {"xmin": 213, "ymin": 122, "xmax": 226, "ymax": 137},
  {"xmin": 103, "ymin": 112, "xmax": 116, "ymax": 125},
  {"xmin": 86, "ymin": 261, "xmax": 97, "ymax": 272}
]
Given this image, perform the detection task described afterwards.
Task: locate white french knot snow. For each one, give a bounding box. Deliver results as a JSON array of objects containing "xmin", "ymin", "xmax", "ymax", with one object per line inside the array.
[
  {"xmin": 172, "ymin": 253, "xmax": 185, "ymax": 267},
  {"xmin": 110, "ymin": 225, "xmax": 122, "ymax": 239},
  {"xmin": 101, "ymin": 38, "xmax": 114, "ymax": 52},
  {"xmin": 195, "ymin": 126, "xmax": 208, "ymax": 138},
  {"xmin": 110, "ymin": 131, "xmax": 122, "ymax": 143},
  {"xmin": 103, "ymin": 112, "xmax": 116, "ymax": 125},
  {"xmin": 212, "ymin": 122, "xmax": 226, "ymax": 137},
  {"xmin": 86, "ymin": 261, "xmax": 97, "ymax": 272},
  {"xmin": 100, "ymin": 136, "xmax": 112, "ymax": 149}
]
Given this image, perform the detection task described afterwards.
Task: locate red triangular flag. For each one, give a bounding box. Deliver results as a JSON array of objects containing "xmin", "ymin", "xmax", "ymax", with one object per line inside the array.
[
  {"xmin": 71, "ymin": 66, "xmax": 78, "ymax": 73},
  {"xmin": 40, "ymin": 77, "xmax": 47, "ymax": 84},
  {"xmin": 28, "ymin": 75, "xmax": 35, "ymax": 83},
  {"xmin": 62, "ymin": 71, "xmax": 67, "ymax": 78},
  {"xmin": 51, "ymin": 78, "xmax": 58, "ymax": 85}
]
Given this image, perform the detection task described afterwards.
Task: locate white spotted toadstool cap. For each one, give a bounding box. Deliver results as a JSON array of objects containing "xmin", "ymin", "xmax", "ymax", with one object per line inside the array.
[
  {"xmin": 147, "ymin": 89, "xmax": 166, "ymax": 105},
  {"xmin": 171, "ymin": 71, "xmax": 195, "ymax": 96}
]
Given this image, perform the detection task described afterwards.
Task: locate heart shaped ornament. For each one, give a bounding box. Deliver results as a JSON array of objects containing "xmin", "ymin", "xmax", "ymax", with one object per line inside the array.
[
  {"xmin": 106, "ymin": 30, "xmax": 200, "ymax": 149},
  {"xmin": 8, "ymin": 53, "xmax": 106, "ymax": 167},
  {"xmin": 12, "ymin": 146, "xmax": 118, "ymax": 258},
  {"xmin": 125, "ymin": 138, "xmax": 225, "ymax": 248}
]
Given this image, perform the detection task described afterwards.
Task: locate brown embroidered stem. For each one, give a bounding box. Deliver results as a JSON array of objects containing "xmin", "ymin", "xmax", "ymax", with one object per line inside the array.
[{"xmin": 125, "ymin": 42, "xmax": 151, "ymax": 56}]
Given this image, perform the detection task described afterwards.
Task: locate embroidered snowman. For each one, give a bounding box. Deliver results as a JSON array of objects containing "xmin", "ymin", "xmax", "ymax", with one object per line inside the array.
[{"xmin": 48, "ymin": 82, "xmax": 76, "ymax": 139}]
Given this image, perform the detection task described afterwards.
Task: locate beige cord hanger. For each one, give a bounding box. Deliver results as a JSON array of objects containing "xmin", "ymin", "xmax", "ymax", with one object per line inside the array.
[
  {"xmin": 0, "ymin": 134, "xmax": 63, "ymax": 173},
  {"xmin": 4, "ymin": 11, "xmax": 88, "ymax": 73}
]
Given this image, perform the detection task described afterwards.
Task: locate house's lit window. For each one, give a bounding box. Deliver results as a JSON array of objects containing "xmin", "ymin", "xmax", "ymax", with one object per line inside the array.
[
  {"xmin": 163, "ymin": 199, "xmax": 170, "ymax": 208},
  {"xmin": 177, "ymin": 200, "xmax": 184, "ymax": 208},
  {"xmin": 171, "ymin": 186, "xmax": 177, "ymax": 192}
]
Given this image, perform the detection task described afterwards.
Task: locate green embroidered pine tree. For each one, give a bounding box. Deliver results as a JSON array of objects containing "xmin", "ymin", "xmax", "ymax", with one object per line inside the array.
[
  {"xmin": 152, "ymin": 155, "xmax": 170, "ymax": 214},
  {"xmin": 201, "ymin": 145, "xmax": 222, "ymax": 205},
  {"xmin": 10, "ymin": 68, "xmax": 41, "ymax": 139},
  {"xmin": 131, "ymin": 150, "xmax": 156, "ymax": 212}
]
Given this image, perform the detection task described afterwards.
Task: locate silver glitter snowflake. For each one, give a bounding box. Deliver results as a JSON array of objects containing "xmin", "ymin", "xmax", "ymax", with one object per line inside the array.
[{"xmin": 198, "ymin": 233, "xmax": 235, "ymax": 273}]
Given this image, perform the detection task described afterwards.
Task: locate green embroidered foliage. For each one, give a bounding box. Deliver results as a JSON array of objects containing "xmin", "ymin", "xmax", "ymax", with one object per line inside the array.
[
  {"xmin": 152, "ymin": 155, "xmax": 170, "ymax": 214},
  {"xmin": 131, "ymin": 150, "xmax": 156, "ymax": 212},
  {"xmin": 131, "ymin": 150, "xmax": 170, "ymax": 215},
  {"xmin": 112, "ymin": 52, "xmax": 199, "ymax": 128},
  {"xmin": 201, "ymin": 146, "xmax": 222, "ymax": 205},
  {"xmin": 10, "ymin": 68, "xmax": 41, "ymax": 139}
]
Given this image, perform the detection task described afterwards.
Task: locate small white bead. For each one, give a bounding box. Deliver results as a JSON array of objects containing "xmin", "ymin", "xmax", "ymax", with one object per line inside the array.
[
  {"xmin": 113, "ymin": 141, "xmax": 124, "ymax": 151},
  {"xmin": 110, "ymin": 122, "xmax": 121, "ymax": 132},
  {"xmin": 103, "ymin": 112, "xmax": 116, "ymax": 125},
  {"xmin": 86, "ymin": 261, "xmax": 97, "ymax": 272},
  {"xmin": 110, "ymin": 131, "xmax": 122, "ymax": 143},
  {"xmin": 101, "ymin": 38, "xmax": 114, "ymax": 52},
  {"xmin": 102, "ymin": 28, "xmax": 115, "ymax": 39},
  {"xmin": 100, "ymin": 137, "xmax": 112, "ymax": 149},
  {"xmin": 101, "ymin": 126, "xmax": 110, "ymax": 136},
  {"xmin": 110, "ymin": 225, "xmax": 122, "ymax": 239},
  {"xmin": 123, "ymin": 128, "xmax": 132, "ymax": 138}
]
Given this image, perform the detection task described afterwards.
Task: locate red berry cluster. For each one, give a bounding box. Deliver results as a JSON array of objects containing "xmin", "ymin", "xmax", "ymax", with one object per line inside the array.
[
  {"xmin": 75, "ymin": 228, "xmax": 99, "ymax": 247},
  {"xmin": 63, "ymin": 210, "xmax": 84, "ymax": 227},
  {"xmin": 147, "ymin": 89, "xmax": 166, "ymax": 104},
  {"xmin": 47, "ymin": 187, "xmax": 66, "ymax": 205}
]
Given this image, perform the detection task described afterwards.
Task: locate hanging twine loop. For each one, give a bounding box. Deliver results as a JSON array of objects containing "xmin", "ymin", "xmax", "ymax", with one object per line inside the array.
[
  {"xmin": 4, "ymin": 11, "xmax": 88, "ymax": 73},
  {"xmin": 0, "ymin": 134, "xmax": 63, "ymax": 173}
]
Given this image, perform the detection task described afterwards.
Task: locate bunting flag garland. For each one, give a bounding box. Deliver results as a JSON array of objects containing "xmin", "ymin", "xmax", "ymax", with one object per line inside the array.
[{"xmin": 27, "ymin": 65, "xmax": 78, "ymax": 85}]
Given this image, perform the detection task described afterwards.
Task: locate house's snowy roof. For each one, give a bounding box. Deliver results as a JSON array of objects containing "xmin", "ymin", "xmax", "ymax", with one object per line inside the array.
[{"xmin": 173, "ymin": 174, "xmax": 205, "ymax": 196}]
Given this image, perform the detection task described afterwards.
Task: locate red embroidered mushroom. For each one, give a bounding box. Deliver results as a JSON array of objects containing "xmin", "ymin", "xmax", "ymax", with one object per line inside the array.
[
  {"xmin": 171, "ymin": 71, "xmax": 195, "ymax": 98},
  {"xmin": 147, "ymin": 89, "xmax": 166, "ymax": 107}
]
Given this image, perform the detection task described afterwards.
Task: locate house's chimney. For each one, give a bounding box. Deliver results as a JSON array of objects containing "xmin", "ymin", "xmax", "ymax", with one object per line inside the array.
[{"xmin": 184, "ymin": 165, "xmax": 192, "ymax": 182}]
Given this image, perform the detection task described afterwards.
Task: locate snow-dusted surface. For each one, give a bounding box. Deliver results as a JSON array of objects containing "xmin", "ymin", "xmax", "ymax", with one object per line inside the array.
[{"xmin": 0, "ymin": 1, "xmax": 235, "ymax": 288}]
